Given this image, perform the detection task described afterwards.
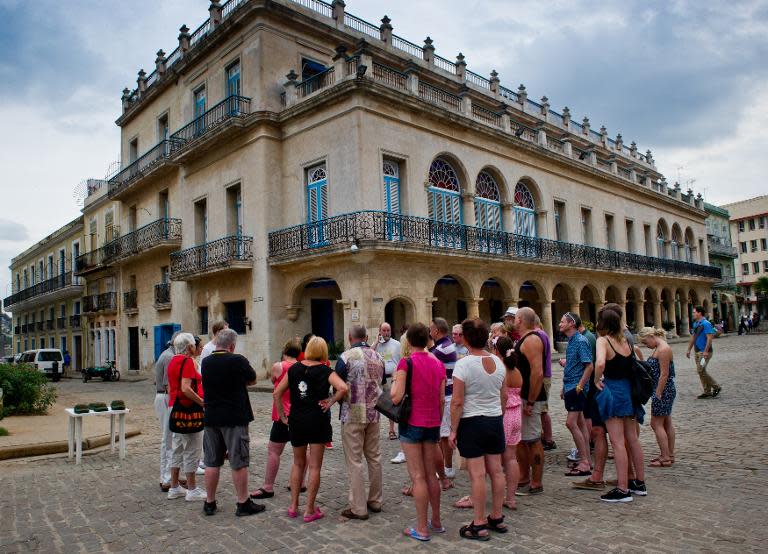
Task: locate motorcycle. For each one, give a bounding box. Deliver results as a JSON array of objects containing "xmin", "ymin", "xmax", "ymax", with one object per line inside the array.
[{"xmin": 82, "ymin": 360, "xmax": 121, "ymax": 383}]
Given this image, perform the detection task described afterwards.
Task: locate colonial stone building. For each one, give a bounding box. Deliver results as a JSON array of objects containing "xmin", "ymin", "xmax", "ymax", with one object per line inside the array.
[
  {"xmin": 4, "ymin": 216, "xmax": 87, "ymax": 371},
  {"xmin": 704, "ymin": 202, "xmax": 738, "ymax": 328},
  {"xmin": 6, "ymin": 0, "xmax": 720, "ymax": 374}
]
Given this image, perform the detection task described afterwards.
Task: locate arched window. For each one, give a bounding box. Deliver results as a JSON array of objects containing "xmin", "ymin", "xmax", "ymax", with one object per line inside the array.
[
  {"xmin": 427, "ymin": 158, "xmax": 463, "ymax": 248},
  {"xmin": 474, "ymin": 171, "xmax": 502, "ymax": 231},
  {"xmin": 671, "ymin": 227, "xmax": 682, "ymax": 260},
  {"xmin": 513, "ymin": 182, "xmax": 536, "ymax": 237},
  {"xmin": 306, "ymin": 163, "xmax": 328, "ymax": 246},
  {"xmin": 656, "ymin": 222, "xmax": 667, "ymax": 258},
  {"xmin": 684, "ymin": 229, "xmax": 694, "ymax": 263}
]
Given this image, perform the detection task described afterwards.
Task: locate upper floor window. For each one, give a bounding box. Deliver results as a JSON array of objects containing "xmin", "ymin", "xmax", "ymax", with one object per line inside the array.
[
  {"xmin": 513, "ymin": 182, "xmax": 536, "ymax": 238},
  {"xmin": 749, "ymin": 218, "xmax": 756, "ymax": 231},
  {"xmin": 427, "ymin": 158, "xmax": 463, "ymax": 248},
  {"xmin": 605, "ymin": 214, "xmax": 615, "ymax": 250},
  {"xmin": 762, "ymin": 238, "xmax": 767, "ymax": 251},
  {"xmin": 751, "ymin": 240, "xmax": 758, "ymax": 252},
  {"xmin": 741, "ymin": 241, "xmax": 748, "ymax": 253},
  {"xmin": 194, "ymin": 199, "xmax": 208, "ymax": 244},
  {"xmin": 474, "ymin": 171, "xmax": 502, "ymax": 231},
  {"xmin": 760, "ymin": 216, "xmax": 766, "ymax": 229},
  {"xmin": 738, "ymin": 221, "xmax": 745, "ymax": 232},
  {"xmin": 382, "ymin": 159, "xmax": 401, "ymax": 215},
  {"xmin": 742, "ymin": 263, "xmax": 749, "ymax": 275},
  {"xmin": 301, "ymin": 58, "xmax": 327, "ymax": 81},
  {"xmin": 554, "ymin": 201, "xmax": 567, "ymax": 242},
  {"xmin": 656, "ymin": 223, "xmax": 667, "ymax": 258},
  {"xmin": 226, "ymin": 61, "xmax": 241, "ymax": 97},
  {"xmin": 670, "ymin": 227, "xmax": 682, "ymax": 260},
  {"xmin": 753, "ymin": 262, "xmax": 760, "ymax": 274},
  {"xmin": 625, "ymin": 219, "xmax": 635, "ymax": 253},
  {"xmin": 194, "ymin": 86, "xmax": 207, "ymax": 120},
  {"xmin": 227, "ymin": 184, "xmax": 243, "ymax": 237},
  {"xmin": 158, "ymin": 114, "xmax": 169, "ymax": 141},
  {"xmin": 306, "ymin": 163, "xmax": 328, "ymax": 245},
  {"xmin": 763, "ymin": 260, "xmax": 768, "ymax": 272}
]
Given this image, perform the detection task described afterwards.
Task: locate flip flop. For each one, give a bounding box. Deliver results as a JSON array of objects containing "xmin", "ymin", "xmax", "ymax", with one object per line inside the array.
[
  {"xmin": 648, "ymin": 459, "xmax": 672, "ymax": 467},
  {"xmin": 250, "ymin": 488, "xmax": 275, "ymax": 499},
  {"xmin": 404, "ymin": 527, "xmax": 430, "ymax": 542},
  {"xmin": 428, "ymin": 522, "xmax": 446, "ymax": 534},
  {"xmin": 401, "ymin": 485, "xmax": 413, "ymax": 497},
  {"xmin": 503, "ymin": 500, "xmax": 517, "ymax": 510},
  {"xmin": 564, "ymin": 468, "xmax": 592, "ymax": 477},
  {"xmin": 441, "ymin": 479, "xmax": 454, "ymax": 491},
  {"xmin": 388, "ymin": 431, "xmax": 398, "ymax": 440},
  {"xmin": 453, "ymin": 495, "xmax": 473, "ymax": 508},
  {"xmin": 287, "ymin": 508, "xmax": 298, "ymax": 518},
  {"xmin": 303, "ymin": 508, "xmax": 324, "ymax": 523}
]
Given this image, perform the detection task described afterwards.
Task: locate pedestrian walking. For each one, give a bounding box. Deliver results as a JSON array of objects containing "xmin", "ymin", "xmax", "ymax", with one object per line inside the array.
[
  {"xmin": 686, "ymin": 306, "xmax": 721, "ymax": 398},
  {"xmin": 335, "ymin": 325, "xmax": 385, "ymax": 520}
]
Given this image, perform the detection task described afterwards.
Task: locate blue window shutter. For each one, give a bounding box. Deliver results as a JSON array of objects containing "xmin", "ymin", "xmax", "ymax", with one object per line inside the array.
[{"xmin": 153, "ymin": 326, "xmax": 163, "ymax": 361}]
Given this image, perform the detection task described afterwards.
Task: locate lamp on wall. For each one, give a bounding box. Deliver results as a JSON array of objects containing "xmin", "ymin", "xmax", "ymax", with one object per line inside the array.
[
  {"xmin": 243, "ymin": 317, "xmax": 252, "ymax": 331},
  {"xmin": 140, "ymin": 327, "xmax": 148, "ymax": 338}
]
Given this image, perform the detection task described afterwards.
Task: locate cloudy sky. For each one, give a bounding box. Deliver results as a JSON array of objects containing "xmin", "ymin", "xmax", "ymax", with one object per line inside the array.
[{"xmin": 1, "ymin": 0, "xmax": 766, "ymax": 301}]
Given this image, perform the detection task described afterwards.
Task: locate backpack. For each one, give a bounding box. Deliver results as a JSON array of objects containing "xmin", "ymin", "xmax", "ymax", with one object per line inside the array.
[{"xmin": 629, "ymin": 349, "xmax": 654, "ymax": 406}]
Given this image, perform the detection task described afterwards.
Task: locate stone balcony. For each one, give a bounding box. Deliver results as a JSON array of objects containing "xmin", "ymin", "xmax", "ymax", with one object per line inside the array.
[
  {"xmin": 268, "ymin": 210, "xmax": 722, "ymax": 280},
  {"xmin": 170, "ymin": 235, "xmax": 253, "ymax": 281},
  {"xmin": 101, "ymin": 218, "xmax": 182, "ymax": 266},
  {"xmin": 707, "ymin": 236, "xmax": 738, "ymax": 258},
  {"xmin": 82, "ymin": 292, "xmax": 118, "ymax": 315},
  {"xmin": 3, "ymin": 272, "xmax": 84, "ymax": 312}
]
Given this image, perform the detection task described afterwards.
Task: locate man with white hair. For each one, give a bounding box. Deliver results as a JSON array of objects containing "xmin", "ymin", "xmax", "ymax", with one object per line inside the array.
[
  {"xmin": 374, "ymin": 322, "xmax": 401, "ymax": 441},
  {"xmin": 154, "ymin": 331, "xmax": 180, "ymax": 492},
  {"xmin": 201, "ymin": 328, "xmax": 262, "ymax": 517}
]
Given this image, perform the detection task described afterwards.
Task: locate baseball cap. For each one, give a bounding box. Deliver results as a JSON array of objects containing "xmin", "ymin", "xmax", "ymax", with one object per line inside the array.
[{"xmin": 503, "ymin": 306, "xmax": 518, "ymax": 319}]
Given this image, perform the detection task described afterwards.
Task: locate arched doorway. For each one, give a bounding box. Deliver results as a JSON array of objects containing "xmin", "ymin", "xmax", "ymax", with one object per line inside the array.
[
  {"xmin": 518, "ymin": 281, "xmax": 543, "ymax": 316},
  {"xmin": 605, "ymin": 286, "xmax": 621, "ymax": 305},
  {"xmin": 479, "ymin": 279, "xmax": 505, "ymax": 323},
  {"xmin": 432, "ymin": 275, "xmax": 469, "ymax": 324},
  {"xmin": 644, "ymin": 288, "xmax": 656, "ymax": 326},
  {"xmin": 384, "ymin": 297, "xmax": 415, "ymax": 340},
  {"xmin": 297, "ymin": 278, "xmax": 343, "ymax": 349},
  {"xmin": 626, "ymin": 288, "xmax": 636, "ymax": 331},
  {"xmin": 580, "ymin": 285, "xmax": 598, "ymax": 324}
]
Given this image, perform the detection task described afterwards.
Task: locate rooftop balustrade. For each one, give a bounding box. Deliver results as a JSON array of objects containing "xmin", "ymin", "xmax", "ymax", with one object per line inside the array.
[{"xmin": 268, "ymin": 211, "xmax": 722, "ymax": 280}]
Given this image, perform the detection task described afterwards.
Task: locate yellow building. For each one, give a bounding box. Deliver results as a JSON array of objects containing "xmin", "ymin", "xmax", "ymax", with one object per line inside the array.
[{"xmin": 9, "ymin": 0, "xmax": 720, "ymax": 376}]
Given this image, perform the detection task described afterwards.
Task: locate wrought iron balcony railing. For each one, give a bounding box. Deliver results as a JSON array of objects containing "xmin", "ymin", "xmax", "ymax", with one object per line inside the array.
[
  {"xmin": 169, "ymin": 95, "xmax": 251, "ymax": 145},
  {"xmin": 70, "ymin": 315, "xmax": 81, "ymax": 329},
  {"xmin": 83, "ymin": 292, "xmax": 117, "ymax": 313},
  {"xmin": 46, "ymin": 320, "xmax": 54, "ymax": 331},
  {"xmin": 102, "ymin": 218, "xmax": 182, "ymax": 265},
  {"xmin": 75, "ymin": 249, "xmax": 109, "ymax": 275},
  {"xmin": 124, "ymin": 290, "xmax": 138, "ymax": 311},
  {"xmin": 170, "ymin": 235, "xmax": 253, "ymax": 280},
  {"xmin": 268, "ymin": 211, "xmax": 722, "ymax": 280},
  {"xmin": 3, "ymin": 272, "xmax": 80, "ymax": 309},
  {"xmin": 57, "ymin": 317, "xmax": 67, "ymax": 330},
  {"xmin": 154, "ymin": 283, "xmax": 171, "ymax": 306},
  {"xmin": 108, "ymin": 139, "xmax": 181, "ymax": 197}
]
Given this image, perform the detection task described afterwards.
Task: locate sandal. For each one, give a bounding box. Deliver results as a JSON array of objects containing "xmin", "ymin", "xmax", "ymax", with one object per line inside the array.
[
  {"xmin": 428, "ymin": 522, "xmax": 446, "ymax": 534},
  {"xmin": 401, "ymin": 485, "xmax": 413, "ymax": 497},
  {"xmin": 564, "ymin": 468, "xmax": 592, "ymax": 477},
  {"xmin": 404, "ymin": 527, "xmax": 430, "ymax": 542},
  {"xmin": 388, "ymin": 431, "xmax": 398, "ymax": 440},
  {"xmin": 250, "ymin": 488, "xmax": 275, "ymax": 499},
  {"xmin": 303, "ymin": 508, "xmax": 324, "ymax": 523},
  {"xmin": 453, "ymin": 495, "xmax": 473, "ymax": 509},
  {"xmin": 440, "ymin": 478, "xmax": 454, "ymax": 491},
  {"xmin": 648, "ymin": 459, "xmax": 672, "ymax": 468},
  {"xmin": 486, "ymin": 515, "xmax": 508, "ymax": 534},
  {"xmin": 459, "ymin": 521, "xmax": 490, "ymax": 541},
  {"xmin": 503, "ymin": 500, "xmax": 517, "ymax": 510}
]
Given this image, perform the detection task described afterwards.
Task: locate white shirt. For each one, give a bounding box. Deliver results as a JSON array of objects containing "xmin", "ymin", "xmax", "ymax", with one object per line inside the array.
[
  {"xmin": 200, "ymin": 340, "xmax": 216, "ymax": 361},
  {"xmin": 452, "ymin": 354, "xmax": 505, "ymax": 418},
  {"xmin": 375, "ymin": 338, "xmax": 401, "ymax": 376}
]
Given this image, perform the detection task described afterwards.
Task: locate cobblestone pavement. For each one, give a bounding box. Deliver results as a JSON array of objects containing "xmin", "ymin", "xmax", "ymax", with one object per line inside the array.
[{"xmin": 1, "ymin": 334, "xmax": 766, "ymax": 553}]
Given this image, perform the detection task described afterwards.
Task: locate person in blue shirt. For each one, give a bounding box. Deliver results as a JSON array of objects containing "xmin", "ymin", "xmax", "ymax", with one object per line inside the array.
[
  {"xmin": 558, "ymin": 312, "xmax": 594, "ymax": 477},
  {"xmin": 686, "ymin": 306, "xmax": 721, "ymax": 399}
]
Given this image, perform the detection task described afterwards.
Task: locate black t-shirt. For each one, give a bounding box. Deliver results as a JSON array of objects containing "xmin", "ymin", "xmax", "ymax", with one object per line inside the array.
[
  {"xmin": 287, "ymin": 361, "xmax": 332, "ymax": 426},
  {"xmin": 201, "ymin": 351, "xmax": 256, "ymax": 427},
  {"xmin": 515, "ymin": 332, "xmax": 548, "ymax": 403}
]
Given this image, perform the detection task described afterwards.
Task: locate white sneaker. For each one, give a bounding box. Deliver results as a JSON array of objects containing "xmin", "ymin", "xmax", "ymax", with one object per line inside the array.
[
  {"xmin": 167, "ymin": 486, "xmax": 187, "ymax": 500},
  {"xmin": 444, "ymin": 467, "xmax": 456, "ymax": 479},
  {"xmin": 185, "ymin": 487, "xmax": 207, "ymax": 501},
  {"xmin": 195, "ymin": 466, "xmax": 205, "ymax": 475},
  {"xmin": 391, "ymin": 452, "xmax": 406, "ymax": 464},
  {"xmin": 567, "ymin": 448, "xmax": 580, "ymax": 462}
]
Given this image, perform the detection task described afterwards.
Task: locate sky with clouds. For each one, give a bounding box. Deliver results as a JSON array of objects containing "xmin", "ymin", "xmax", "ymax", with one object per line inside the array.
[{"xmin": 0, "ymin": 0, "xmax": 766, "ymax": 302}]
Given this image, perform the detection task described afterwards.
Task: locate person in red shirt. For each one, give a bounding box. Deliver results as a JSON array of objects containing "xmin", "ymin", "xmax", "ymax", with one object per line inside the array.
[
  {"xmin": 250, "ymin": 339, "xmax": 303, "ymax": 499},
  {"xmin": 167, "ymin": 333, "xmax": 206, "ymax": 502}
]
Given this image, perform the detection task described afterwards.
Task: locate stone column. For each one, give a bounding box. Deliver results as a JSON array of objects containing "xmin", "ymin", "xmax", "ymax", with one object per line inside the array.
[
  {"xmin": 665, "ymin": 297, "xmax": 677, "ymax": 336},
  {"xmin": 680, "ymin": 303, "xmax": 690, "ymax": 336},
  {"xmin": 569, "ymin": 301, "xmax": 581, "ymax": 317},
  {"xmin": 463, "ymin": 297, "xmax": 481, "ymax": 319},
  {"xmin": 331, "ymin": 0, "xmax": 345, "ymax": 29},
  {"xmin": 635, "ymin": 300, "xmax": 645, "ymax": 329},
  {"xmin": 653, "ymin": 301, "xmax": 663, "ymax": 329},
  {"xmin": 420, "ymin": 297, "xmax": 437, "ymax": 326},
  {"xmin": 461, "ymin": 192, "xmax": 475, "ymax": 226},
  {"xmin": 336, "ymin": 299, "xmax": 352, "ymax": 348},
  {"xmin": 404, "ymin": 64, "xmax": 419, "ymax": 95},
  {"xmin": 540, "ymin": 300, "xmax": 554, "ymax": 343},
  {"xmin": 617, "ymin": 301, "xmax": 627, "ymax": 328},
  {"xmin": 501, "ymin": 202, "xmax": 514, "ymax": 232}
]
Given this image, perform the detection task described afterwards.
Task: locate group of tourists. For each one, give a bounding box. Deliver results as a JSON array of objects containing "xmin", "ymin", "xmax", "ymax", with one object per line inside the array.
[{"xmin": 151, "ymin": 301, "xmax": 722, "ymax": 541}]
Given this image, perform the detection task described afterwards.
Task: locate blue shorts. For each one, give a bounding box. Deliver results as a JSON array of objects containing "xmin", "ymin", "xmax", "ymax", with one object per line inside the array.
[
  {"xmin": 399, "ymin": 423, "xmax": 440, "ymax": 444},
  {"xmin": 564, "ymin": 388, "xmax": 587, "ymax": 412}
]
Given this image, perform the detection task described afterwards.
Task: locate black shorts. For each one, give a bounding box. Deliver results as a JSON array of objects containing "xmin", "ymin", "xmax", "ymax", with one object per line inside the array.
[
  {"xmin": 269, "ymin": 420, "xmax": 291, "ymax": 444},
  {"xmin": 288, "ymin": 414, "xmax": 332, "ymax": 448},
  {"xmin": 564, "ymin": 388, "xmax": 587, "ymax": 412},
  {"xmin": 584, "ymin": 389, "xmax": 605, "ymax": 428},
  {"xmin": 456, "ymin": 415, "xmax": 505, "ymax": 459}
]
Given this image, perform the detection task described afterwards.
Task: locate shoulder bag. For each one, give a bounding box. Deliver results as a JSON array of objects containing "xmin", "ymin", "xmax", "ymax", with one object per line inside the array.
[
  {"xmin": 169, "ymin": 357, "xmax": 205, "ymax": 434},
  {"xmin": 629, "ymin": 348, "xmax": 654, "ymax": 407},
  {"xmin": 375, "ymin": 356, "xmax": 412, "ymax": 423}
]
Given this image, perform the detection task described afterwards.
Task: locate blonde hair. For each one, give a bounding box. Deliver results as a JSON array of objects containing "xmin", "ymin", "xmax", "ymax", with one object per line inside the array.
[
  {"xmin": 400, "ymin": 332, "xmax": 413, "ymax": 358},
  {"xmin": 637, "ymin": 327, "xmax": 666, "ymax": 339},
  {"xmin": 304, "ymin": 336, "xmax": 329, "ymax": 362}
]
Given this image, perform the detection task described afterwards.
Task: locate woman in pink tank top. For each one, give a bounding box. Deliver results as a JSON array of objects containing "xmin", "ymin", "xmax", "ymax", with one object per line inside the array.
[{"xmin": 251, "ymin": 339, "xmax": 302, "ymax": 500}]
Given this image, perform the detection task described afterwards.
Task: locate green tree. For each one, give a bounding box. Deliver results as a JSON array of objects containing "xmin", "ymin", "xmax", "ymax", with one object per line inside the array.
[{"xmin": 756, "ymin": 276, "xmax": 768, "ymax": 294}]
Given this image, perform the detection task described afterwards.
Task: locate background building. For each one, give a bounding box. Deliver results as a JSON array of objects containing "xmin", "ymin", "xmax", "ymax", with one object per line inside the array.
[
  {"xmin": 704, "ymin": 202, "xmax": 738, "ymax": 329},
  {"xmin": 6, "ymin": 0, "xmax": 721, "ymax": 375},
  {"xmin": 722, "ymin": 195, "xmax": 768, "ymax": 318}
]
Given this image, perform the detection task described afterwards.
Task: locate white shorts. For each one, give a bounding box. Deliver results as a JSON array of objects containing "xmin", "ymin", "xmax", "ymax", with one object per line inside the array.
[{"xmin": 440, "ymin": 396, "xmax": 452, "ymax": 437}]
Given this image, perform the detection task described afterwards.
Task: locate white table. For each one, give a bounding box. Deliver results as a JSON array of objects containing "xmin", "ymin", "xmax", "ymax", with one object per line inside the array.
[{"xmin": 65, "ymin": 408, "xmax": 130, "ymax": 465}]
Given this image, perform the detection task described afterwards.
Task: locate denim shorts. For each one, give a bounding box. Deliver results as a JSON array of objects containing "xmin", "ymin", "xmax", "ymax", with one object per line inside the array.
[{"xmin": 399, "ymin": 423, "xmax": 440, "ymax": 444}]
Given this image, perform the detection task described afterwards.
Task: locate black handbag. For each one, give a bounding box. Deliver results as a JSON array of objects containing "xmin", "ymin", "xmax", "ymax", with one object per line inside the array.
[
  {"xmin": 169, "ymin": 357, "xmax": 205, "ymax": 434},
  {"xmin": 375, "ymin": 357, "xmax": 412, "ymax": 423},
  {"xmin": 630, "ymin": 349, "xmax": 654, "ymax": 406}
]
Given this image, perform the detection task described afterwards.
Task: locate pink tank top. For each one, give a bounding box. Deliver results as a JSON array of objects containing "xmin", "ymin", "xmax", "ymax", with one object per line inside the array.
[{"xmin": 271, "ymin": 360, "xmax": 292, "ymax": 422}]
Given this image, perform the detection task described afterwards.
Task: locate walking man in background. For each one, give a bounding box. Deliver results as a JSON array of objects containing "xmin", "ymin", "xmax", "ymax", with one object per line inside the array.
[{"xmin": 687, "ymin": 306, "xmax": 721, "ymax": 399}]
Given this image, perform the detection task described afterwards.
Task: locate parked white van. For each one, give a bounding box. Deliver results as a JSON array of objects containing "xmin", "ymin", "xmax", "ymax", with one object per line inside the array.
[{"xmin": 20, "ymin": 349, "xmax": 64, "ymax": 381}]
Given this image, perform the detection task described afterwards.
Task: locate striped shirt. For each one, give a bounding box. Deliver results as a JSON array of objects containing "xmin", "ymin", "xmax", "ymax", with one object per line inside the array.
[{"xmin": 430, "ymin": 336, "xmax": 457, "ymax": 396}]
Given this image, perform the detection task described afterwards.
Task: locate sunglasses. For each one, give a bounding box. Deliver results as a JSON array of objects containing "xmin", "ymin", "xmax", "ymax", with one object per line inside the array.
[{"xmin": 563, "ymin": 312, "xmax": 577, "ymax": 325}]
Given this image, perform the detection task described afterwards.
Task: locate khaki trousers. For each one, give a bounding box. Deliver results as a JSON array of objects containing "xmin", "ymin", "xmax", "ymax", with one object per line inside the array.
[
  {"xmin": 341, "ymin": 420, "xmax": 383, "ymax": 516},
  {"xmin": 695, "ymin": 352, "xmax": 719, "ymax": 393}
]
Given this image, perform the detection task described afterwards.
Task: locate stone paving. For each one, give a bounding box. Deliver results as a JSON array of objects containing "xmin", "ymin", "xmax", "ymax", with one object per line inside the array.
[{"xmin": 1, "ymin": 334, "xmax": 766, "ymax": 553}]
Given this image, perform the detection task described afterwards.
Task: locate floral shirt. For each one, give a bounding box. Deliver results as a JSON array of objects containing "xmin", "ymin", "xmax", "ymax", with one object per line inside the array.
[{"xmin": 337, "ymin": 344, "xmax": 384, "ymax": 424}]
